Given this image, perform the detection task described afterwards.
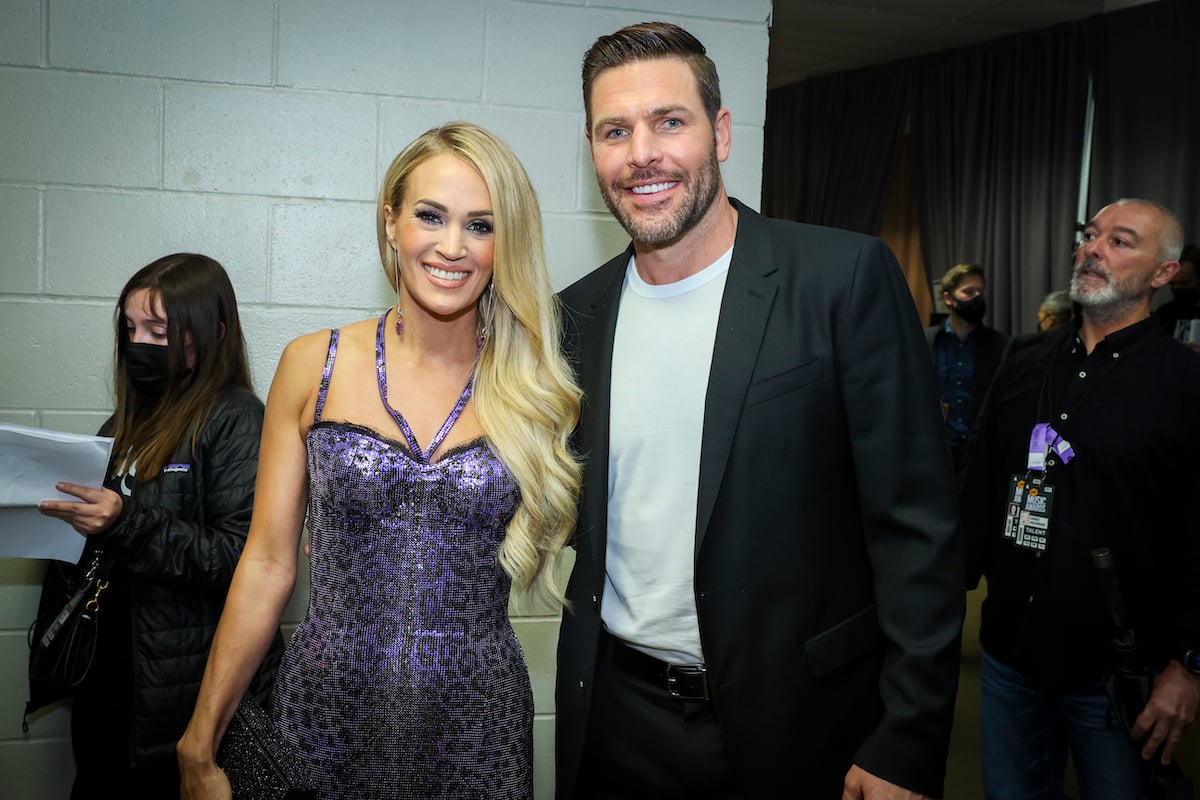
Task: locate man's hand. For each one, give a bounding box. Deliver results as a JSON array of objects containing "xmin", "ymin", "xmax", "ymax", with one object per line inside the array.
[
  {"xmin": 843, "ymin": 765, "xmax": 928, "ymax": 800},
  {"xmin": 1131, "ymin": 659, "xmax": 1200, "ymax": 764}
]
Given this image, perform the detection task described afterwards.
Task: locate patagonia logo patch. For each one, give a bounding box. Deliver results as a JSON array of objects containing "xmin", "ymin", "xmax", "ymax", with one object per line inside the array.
[{"xmin": 162, "ymin": 463, "xmax": 191, "ymax": 474}]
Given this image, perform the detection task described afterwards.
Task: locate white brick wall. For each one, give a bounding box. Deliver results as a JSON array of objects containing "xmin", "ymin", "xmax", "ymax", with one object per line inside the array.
[{"xmin": 0, "ymin": 1, "xmax": 770, "ymax": 797}]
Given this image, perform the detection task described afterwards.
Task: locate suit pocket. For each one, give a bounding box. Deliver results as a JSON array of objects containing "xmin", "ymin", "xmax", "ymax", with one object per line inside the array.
[
  {"xmin": 743, "ymin": 357, "xmax": 824, "ymax": 408},
  {"xmin": 803, "ymin": 604, "xmax": 882, "ymax": 677}
]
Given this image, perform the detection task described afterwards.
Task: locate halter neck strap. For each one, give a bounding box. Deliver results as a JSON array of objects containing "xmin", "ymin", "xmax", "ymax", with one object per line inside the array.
[{"xmin": 374, "ymin": 312, "xmax": 474, "ymax": 463}]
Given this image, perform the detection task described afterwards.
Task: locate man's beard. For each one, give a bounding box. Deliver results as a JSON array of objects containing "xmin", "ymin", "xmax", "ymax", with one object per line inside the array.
[
  {"xmin": 598, "ymin": 147, "xmax": 722, "ymax": 246},
  {"xmin": 1069, "ymin": 258, "xmax": 1153, "ymax": 325}
]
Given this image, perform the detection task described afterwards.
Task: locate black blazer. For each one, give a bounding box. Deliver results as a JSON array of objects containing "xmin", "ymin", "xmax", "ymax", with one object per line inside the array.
[{"xmin": 555, "ymin": 200, "xmax": 965, "ymax": 798}]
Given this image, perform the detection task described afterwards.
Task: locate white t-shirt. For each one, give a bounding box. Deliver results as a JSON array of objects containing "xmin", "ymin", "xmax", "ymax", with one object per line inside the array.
[{"xmin": 601, "ymin": 247, "xmax": 732, "ymax": 665}]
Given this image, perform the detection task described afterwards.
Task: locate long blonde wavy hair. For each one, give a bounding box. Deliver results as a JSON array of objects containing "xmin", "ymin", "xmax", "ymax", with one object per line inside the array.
[{"xmin": 377, "ymin": 121, "xmax": 583, "ymax": 604}]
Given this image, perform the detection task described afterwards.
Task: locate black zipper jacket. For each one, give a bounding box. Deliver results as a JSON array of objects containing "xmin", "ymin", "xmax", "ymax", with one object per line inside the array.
[{"xmin": 27, "ymin": 387, "xmax": 284, "ymax": 768}]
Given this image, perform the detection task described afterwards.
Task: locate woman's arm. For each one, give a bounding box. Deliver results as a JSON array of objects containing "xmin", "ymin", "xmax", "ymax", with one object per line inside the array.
[{"xmin": 177, "ymin": 334, "xmax": 322, "ymax": 799}]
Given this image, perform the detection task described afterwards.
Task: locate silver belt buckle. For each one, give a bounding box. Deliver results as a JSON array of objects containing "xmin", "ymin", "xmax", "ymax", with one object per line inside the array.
[{"xmin": 666, "ymin": 664, "xmax": 709, "ymax": 700}]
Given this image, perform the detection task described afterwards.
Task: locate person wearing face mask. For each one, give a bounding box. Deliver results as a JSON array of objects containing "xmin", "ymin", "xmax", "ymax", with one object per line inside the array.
[
  {"xmin": 925, "ymin": 263, "xmax": 1010, "ymax": 471},
  {"xmin": 29, "ymin": 253, "xmax": 283, "ymax": 799},
  {"xmin": 1156, "ymin": 244, "xmax": 1200, "ymax": 346}
]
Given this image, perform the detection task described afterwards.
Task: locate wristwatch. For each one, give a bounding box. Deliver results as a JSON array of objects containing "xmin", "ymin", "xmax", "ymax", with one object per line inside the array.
[{"xmin": 1181, "ymin": 648, "xmax": 1200, "ymax": 675}]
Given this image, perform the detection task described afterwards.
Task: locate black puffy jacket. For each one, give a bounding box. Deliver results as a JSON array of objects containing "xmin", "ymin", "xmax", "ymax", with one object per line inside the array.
[{"xmin": 27, "ymin": 387, "xmax": 283, "ymax": 768}]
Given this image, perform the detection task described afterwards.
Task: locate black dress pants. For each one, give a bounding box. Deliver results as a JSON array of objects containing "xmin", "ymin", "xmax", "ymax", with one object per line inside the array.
[{"xmin": 573, "ymin": 632, "xmax": 743, "ymax": 800}]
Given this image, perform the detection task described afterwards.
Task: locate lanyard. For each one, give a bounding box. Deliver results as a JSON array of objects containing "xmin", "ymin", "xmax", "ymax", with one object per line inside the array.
[
  {"xmin": 1026, "ymin": 328, "xmax": 1157, "ymax": 472},
  {"xmin": 1026, "ymin": 422, "xmax": 1075, "ymax": 471}
]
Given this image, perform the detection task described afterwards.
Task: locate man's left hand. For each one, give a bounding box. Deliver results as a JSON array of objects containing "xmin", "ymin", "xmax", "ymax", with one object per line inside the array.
[
  {"xmin": 1131, "ymin": 659, "xmax": 1200, "ymax": 764},
  {"xmin": 843, "ymin": 765, "xmax": 928, "ymax": 800}
]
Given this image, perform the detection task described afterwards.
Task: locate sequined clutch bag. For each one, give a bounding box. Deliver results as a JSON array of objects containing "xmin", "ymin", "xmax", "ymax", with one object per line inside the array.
[{"xmin": 217, "ymin": 694, "xmax": 317, "ymax": 800}]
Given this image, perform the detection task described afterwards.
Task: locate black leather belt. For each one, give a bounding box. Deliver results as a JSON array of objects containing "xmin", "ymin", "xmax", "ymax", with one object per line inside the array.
[{"xmin": 605, "ymin": 632, "xmax": 711, "ymax": 701}]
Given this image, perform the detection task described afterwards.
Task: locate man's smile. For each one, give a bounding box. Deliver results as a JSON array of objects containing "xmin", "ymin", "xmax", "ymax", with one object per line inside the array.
[{"xmin": 629, "ymin": 181, "xmax": 679, "ymax": 195}]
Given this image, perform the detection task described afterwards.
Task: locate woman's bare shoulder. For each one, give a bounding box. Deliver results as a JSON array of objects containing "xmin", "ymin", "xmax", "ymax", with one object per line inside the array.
[
  {"xmin": 281, "ymin": 318, "xmax": 376, "ymax": 361},
  {"xmin": 268, "ymin": 318, "xmax": 372, "ymax": 396}
]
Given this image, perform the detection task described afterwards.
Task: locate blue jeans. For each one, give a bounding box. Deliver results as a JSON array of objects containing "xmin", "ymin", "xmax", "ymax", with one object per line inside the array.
[{"xmin": 980, "ymin": 649, "xmax": 1144, "ymax": 800}]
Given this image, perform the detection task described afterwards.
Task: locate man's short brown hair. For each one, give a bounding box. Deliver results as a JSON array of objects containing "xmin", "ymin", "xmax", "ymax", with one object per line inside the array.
[
  {"xmin": 581, "ymin": 21, "xmax": 722, "ymax": 133},
  {"xmin": 939, "ymin": 263, "xmax": 985, "ymax": 296}
]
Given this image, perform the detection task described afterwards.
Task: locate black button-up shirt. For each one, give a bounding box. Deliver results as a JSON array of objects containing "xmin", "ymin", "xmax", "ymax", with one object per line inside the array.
[
  {"xmin": 961, "ymin": 315, "xmax": 1200, "ymax": 690},
  {"xmin": 933, "ymin": 321, "xmax": 977, "ymax": 446}
]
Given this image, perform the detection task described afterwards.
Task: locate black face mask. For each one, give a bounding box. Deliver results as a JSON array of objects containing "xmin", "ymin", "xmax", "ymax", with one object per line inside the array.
[
  {"xmin": 125, "ymin": 343, "xmax": 170, "ymax": 395},
  {"xmin": 953, "ymin": 294, "xmax": 987, "ymax": 325}
]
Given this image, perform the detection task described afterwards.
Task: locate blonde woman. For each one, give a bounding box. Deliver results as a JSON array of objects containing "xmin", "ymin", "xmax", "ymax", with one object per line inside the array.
[{"xmin": 178, "ymin": 122, "xmax": 582, "ymax": 800}]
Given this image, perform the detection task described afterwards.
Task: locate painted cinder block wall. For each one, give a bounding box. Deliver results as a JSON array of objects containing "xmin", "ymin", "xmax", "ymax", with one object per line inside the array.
[{"xmin": 0, "ymin": 1, "xmax": 769, "ymax": 797}]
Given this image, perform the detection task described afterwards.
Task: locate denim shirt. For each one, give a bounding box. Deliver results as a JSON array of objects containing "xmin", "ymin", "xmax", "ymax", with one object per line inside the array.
[{"xmin": 933, "ymin": 320, "xmax": 976, "ymax": 445}]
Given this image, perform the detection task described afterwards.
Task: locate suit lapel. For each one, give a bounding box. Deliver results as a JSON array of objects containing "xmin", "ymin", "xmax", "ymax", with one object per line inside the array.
[
  {"xmin": 570, "ymin": 249, "xmax": 630, "ymax": 580},
  {"xmin": 575, "ymin": 203, "xmax": 779, "ymax": 563},
  {"xmin": 696, "ymin": 202, "xmax": 778, "ymax": 554}
]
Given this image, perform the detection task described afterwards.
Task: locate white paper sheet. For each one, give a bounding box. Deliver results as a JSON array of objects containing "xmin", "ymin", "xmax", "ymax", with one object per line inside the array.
[{"xmin": 0, "ymin": 422, "xmax": 114, "ymax": 562}]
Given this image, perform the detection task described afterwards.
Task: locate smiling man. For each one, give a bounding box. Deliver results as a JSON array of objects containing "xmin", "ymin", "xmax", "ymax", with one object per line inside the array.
[
  {"xmin": 960, "ymin": 198, "xmax": 1200, "ymax": 799},
  {"xmin": 554, "ymin": 21, "xmax": 965, "ymax": 800}
]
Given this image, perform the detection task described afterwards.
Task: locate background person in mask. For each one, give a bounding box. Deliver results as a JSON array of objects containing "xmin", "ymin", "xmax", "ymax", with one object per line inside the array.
[
  {"xmin": 31, "ymin": 253, "xmax": 282, "ymax": 799},
  {"xmin": 926, "ymin": 262, "xmax": 1010, "ymax": 470}
]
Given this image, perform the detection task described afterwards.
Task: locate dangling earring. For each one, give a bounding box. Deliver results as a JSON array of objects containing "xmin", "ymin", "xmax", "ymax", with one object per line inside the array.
[
  {"xmin": 393, "ymin": 247, "xmax": 404, "ymax": 336},
  {"xmin": 477, "ymin": 282, "xmax": 494, "ymax": 349}
]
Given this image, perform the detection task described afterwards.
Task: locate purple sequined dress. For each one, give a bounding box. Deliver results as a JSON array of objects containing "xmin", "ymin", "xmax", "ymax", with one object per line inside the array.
[{"xmin": 270, "ymin": 314, "xmax": 531, "ymax": 799}]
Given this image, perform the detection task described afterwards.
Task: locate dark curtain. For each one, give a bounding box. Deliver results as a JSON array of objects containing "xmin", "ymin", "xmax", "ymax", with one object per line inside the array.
[
  {"xmin": 762, "ymin": 62, "xmax": 911, "ymax": 234},
  {"xmin": 910, "ymin": 23, "xmax": 1091, "ymax": 336},
  {"xmin": 878, "ymin": 133, "xmax": 934, "ymax": 327},
  {"xmin": 1087, "ymin": 0, "xmax": 1200, "ymax": 238}
]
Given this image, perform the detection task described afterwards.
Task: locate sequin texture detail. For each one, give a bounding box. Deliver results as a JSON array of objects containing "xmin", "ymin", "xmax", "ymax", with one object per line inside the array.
[{"xmin": 270, "ymin": 319, "xmax": 529, "ymax": 799}]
